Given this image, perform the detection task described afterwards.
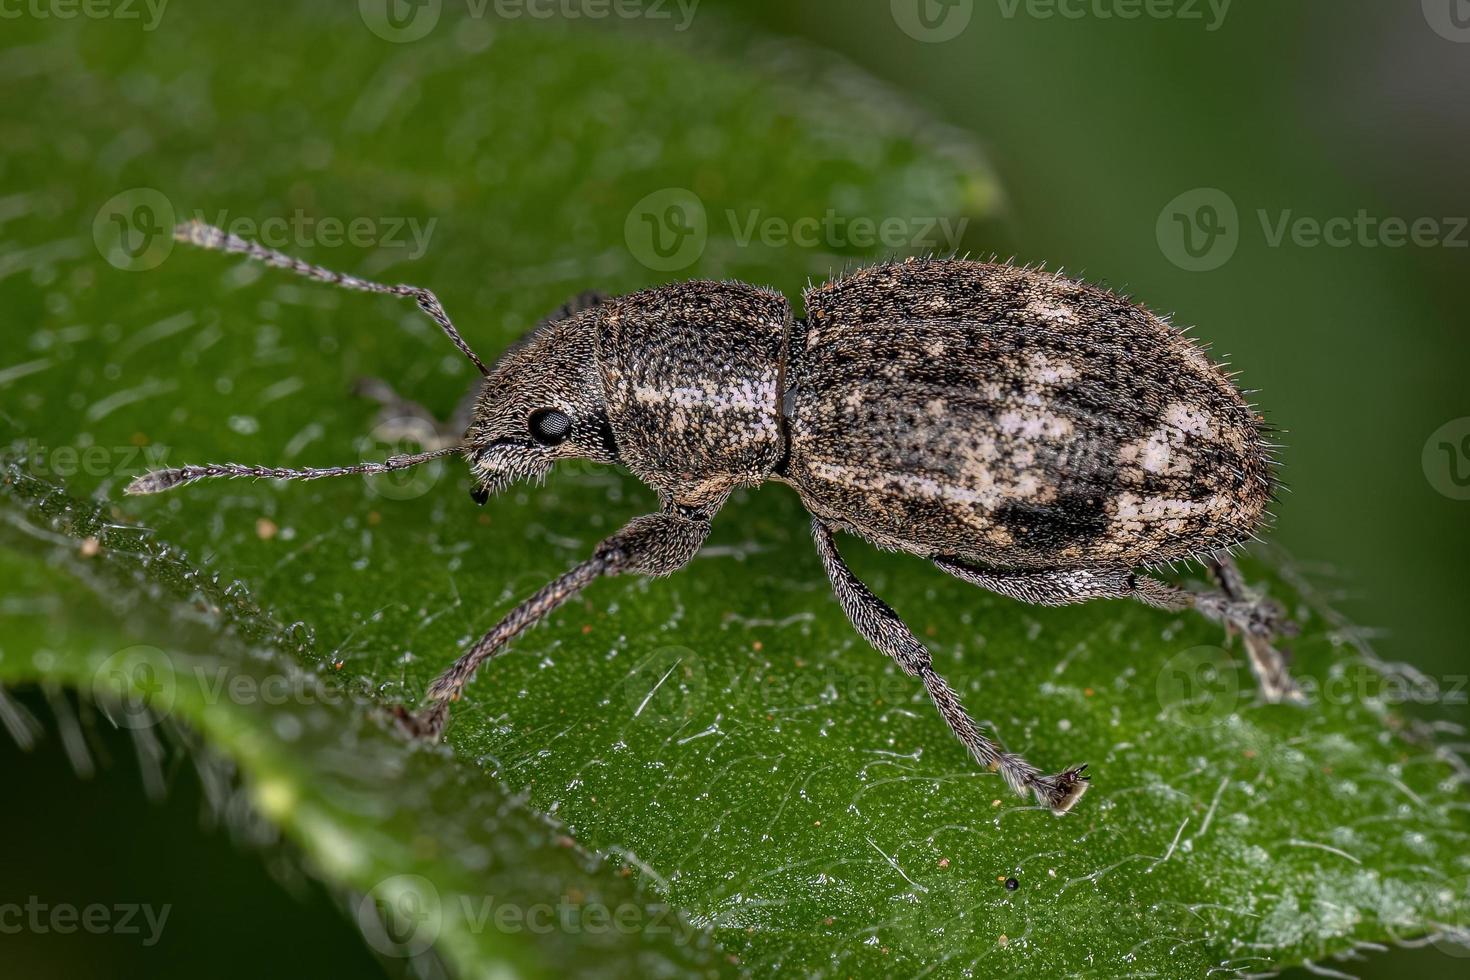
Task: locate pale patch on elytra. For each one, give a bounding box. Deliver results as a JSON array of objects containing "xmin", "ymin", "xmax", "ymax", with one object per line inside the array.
[
  {"xmin": 1105, "ymin": 490, "xmax": 1237, "ymax": 547},
  {"xmin": 1023, "ymin": 351, "xmax": 1080, "ymax": 386},
  {"xmin": 1026, "ymin": 301, "xmax": 1081, "ymax": 326},
  {"xmin": 1164, "ymin": 402, "xmax": 1217, "ymax": 439},
  {"xmin": 1118, "ymin": 401, "xmax": 1225, "ymax": 479},
  {"xmin": 1120, "ymin": 428, "xmax": 1191, "ymax": 477},
  {"xmin": 997, "ymin": 408, "xmax": 1074, "ymax": 441},
  {"xmin": 807, "ymin": 459, "xmax": 1008, "ymax": 520},
  {"xmin": 985, "ymin": 525, "xmax": 1015, "ymax": 547}
]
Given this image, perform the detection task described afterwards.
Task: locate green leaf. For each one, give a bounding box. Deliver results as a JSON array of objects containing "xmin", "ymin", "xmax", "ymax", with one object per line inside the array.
[{"xmin": 2, "ymin": 6, "xmax": 1468, "ymax": 979}]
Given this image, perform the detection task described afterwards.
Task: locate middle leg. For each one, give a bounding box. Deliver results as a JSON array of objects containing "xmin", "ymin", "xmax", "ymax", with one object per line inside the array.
[{"xmin": 812, "ymin": 520, "xmax": 1089, "ymax": 814}]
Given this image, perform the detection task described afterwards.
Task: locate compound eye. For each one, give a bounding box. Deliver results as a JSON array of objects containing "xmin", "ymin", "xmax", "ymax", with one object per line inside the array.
[
  {"xmin": 469, "ymin": 485, "xmax": 490, "ymax": 506},
  {"xmin": 528, "ymin": 408, "xmax": 572, "ymax": 447}
]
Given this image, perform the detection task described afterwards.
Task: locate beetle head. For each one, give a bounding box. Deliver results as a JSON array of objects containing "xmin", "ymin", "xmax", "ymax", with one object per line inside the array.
[{"xmin": 464, "ymin": 309, "xmax": 616, "ymax": 502}]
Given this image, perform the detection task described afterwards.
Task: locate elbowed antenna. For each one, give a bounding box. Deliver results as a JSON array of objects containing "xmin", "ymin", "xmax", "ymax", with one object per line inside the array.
[
  {"xmin": 125, "ymin": 447, "xmax": 465, "ymax": 496},
  {"xmin": 173, "ymin": 219, "xmax": 491, "ymax": 377}
]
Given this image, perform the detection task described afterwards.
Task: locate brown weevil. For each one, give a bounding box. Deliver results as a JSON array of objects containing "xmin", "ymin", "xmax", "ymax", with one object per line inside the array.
[{"xmin": 128, "ymin": 221, "xmax": 1302, "ymax": 814}]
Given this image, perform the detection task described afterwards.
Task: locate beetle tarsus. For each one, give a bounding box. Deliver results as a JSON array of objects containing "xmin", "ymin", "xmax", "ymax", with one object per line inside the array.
[
  {"xmin": 1029, "ymin": 764, "xmax": 1091, "ymax": 815},
  {"xmin": 390, "ymin": 701, "xmax": 450, "ymax": 740},
  {"xmin": 1196, "ymin": 555, "xmax": 1306, "ymax": 705}
]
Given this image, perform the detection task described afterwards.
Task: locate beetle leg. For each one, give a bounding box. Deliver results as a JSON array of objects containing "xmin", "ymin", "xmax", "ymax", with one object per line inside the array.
[
  {"xmin": 933, "ymin": 560, "xmax": 1145, "ymax": 606},
  {"xmin": 812, "ymin": 520, "xmax": 1088, "ymax": 815},
  {"xmin": 1190, "ymin": 555, "xmax": 1304, "ymax": 704},
  {"xmin": 393, "ymin": 509, "xmax": 711, "ymax": 739},
  {"xmin": 935, "ymin": 556, "xmax": 1304, "ymax": 705}
]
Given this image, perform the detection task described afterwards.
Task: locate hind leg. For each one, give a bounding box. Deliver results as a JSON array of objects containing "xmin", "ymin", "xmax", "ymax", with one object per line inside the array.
[{"xmin": 934, "ymin": 554, "xmax": 1304, "ymax": 704}]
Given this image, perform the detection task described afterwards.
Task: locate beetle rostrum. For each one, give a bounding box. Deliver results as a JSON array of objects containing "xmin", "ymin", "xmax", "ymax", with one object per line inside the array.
[{"xmin": 128, "ymin": 220, "xmax": 1303, "ymax": 815}]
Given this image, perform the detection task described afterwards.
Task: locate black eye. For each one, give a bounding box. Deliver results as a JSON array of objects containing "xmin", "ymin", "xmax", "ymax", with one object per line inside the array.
[
  {"xmin": 528, "ymin": 408, "xmax": 572, "ymax": 447},
  {"xmin": 469, "ymin": 485, "xmax": 490, "ymax": 506}
]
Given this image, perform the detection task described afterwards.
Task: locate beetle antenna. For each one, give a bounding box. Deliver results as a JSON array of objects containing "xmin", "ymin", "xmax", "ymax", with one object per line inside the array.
[
  {"xmin": 125, "ymin": 446, "xmax": 465, "ymax": 496},
  {"xmin": 174, "ymin": 219, "xmax": 491, "ymax": 377}
]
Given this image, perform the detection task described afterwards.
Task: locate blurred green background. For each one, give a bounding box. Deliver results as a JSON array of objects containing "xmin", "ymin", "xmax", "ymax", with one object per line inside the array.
[{"xmin": 2, "ymin": 1, "xmax": 1466, "ymax": 977}]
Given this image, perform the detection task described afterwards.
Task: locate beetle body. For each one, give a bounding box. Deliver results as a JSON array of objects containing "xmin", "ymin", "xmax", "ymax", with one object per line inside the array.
[
  {"xmin": 490, "ymin": 257, "xmax": 1272, "ymax": 568},
  {"xmin": 137, "ymin": 225, "xmax": 1297, "ymax": 814},
  {"xmin": 784, "ymin": 259, "xmax": 1272, "ymax": 569}
]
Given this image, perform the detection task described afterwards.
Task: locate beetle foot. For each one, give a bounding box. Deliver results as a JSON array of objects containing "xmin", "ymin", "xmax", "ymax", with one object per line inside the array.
[
  {"xmin": 1196, "ymin": 592, "xmax": 1307, "ymax": 706},
  {"xmin": 1242, "ymin": 633, "xmax": 1308, "ymax": 705},
  {"xmin": 389, "ymin": 701, "xmax": 450, "ymax": 740},
  {"xmin": 1030, "ymin": 764, "xmax": 1090, "ymax": 815}
]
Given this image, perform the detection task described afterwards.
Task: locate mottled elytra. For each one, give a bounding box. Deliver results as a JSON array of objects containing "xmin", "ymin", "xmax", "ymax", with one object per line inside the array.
[{"xmin": 128, "ymin": 220, "xmax": 1303, "ymax": 814}]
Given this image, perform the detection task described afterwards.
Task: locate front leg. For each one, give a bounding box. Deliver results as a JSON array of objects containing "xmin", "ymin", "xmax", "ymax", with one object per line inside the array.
[
  {"xmin": 396, "ymin": 509, "xmax": 711, "ymax": 738},
  {"xmin": 812, "ymin": 520, "xmax": 1089, "ymax": 814}
]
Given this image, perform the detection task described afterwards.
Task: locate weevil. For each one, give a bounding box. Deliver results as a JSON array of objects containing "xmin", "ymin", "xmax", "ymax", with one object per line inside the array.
[{"xmin": 128, "ymin": 220, "xmax": 1303, "ymax": 814}]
